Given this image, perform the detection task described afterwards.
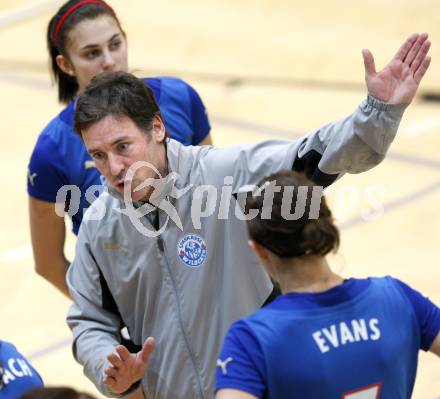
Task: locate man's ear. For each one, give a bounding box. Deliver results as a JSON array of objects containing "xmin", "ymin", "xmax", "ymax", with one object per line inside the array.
[
  {"xmin": 248, "ymin": 240, "xmax": 270, "ymax": 261},
  {"xmin": 151, "ymin": 115, "xmax": 166, "ymax": 143},
  {"xmin": 56, "ymin": 54, "xmax": 75, "ymax": 77}
]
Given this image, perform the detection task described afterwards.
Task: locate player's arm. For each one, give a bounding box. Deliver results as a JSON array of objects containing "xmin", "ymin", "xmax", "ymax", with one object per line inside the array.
[
  {"xmin": 394, "ymin": 278, "xmax": 440, "ymax": 355},
  {"xmin": 216, "ymin": 389, "xmax": 258, "ymax": 399},
  {"xmin": 28, "ymin": 132, "xmax": 72, "ymax": 297},
  {"xmin": 429, "ymin": 332, "xmax": 440, "ymax": 357},
  {"xmin": 215, "ymin": 321, "xmax": 266, "ymax": 399},
  {"xmin": 29, "ymin": 196, "xmax": 70, "ymax": 297}
]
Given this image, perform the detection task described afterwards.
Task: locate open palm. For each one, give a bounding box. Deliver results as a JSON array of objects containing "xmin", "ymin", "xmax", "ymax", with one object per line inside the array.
[
  {"xmin": 104, "ymin": 337, "xmax": 155, "ymax": 394},
  {"xmin": 363, "ymin": 33, "xmax": 431, "ymax": 104}
]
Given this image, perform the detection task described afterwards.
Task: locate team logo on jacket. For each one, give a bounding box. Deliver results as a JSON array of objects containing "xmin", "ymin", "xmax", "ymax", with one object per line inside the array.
[{"xmin": 177, "ymin": 234, "xmax": 207, "ymax": 268}]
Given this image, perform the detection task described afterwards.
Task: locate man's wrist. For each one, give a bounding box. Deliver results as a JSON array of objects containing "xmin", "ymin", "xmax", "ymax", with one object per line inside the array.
[
  {"xmin": 121, "ymin": 379, "xmax": 142, "ymax": 397},
  {"xmin": 366, "ymin": 94, "xmax": 408, "ymax": 112}
]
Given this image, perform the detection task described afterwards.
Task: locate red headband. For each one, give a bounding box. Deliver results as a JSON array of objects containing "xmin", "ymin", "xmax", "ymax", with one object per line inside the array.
[{"xmin": 53, "ymin": 0, "xmax": 114, "ymax": 46}]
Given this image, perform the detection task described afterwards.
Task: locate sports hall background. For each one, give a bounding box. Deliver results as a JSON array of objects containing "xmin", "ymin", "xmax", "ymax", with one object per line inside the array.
[{"xmin": 0, "ymin": 0, "xmax": 439, "ymax": 397}]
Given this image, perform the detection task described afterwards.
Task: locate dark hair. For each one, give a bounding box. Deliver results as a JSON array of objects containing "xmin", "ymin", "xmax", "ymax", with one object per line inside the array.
[
  {"xmin": 74, "ymin": 71, "xmax": 162, "ymax": 136},
  {"xmin": 246, "ymin": 171, "xmax": 339, "ymax": 258},
  {"xmin": 47, "ymin": 0, "xmax": 123, "ymax": 104},
  {"xmin": 20, "ymin": 387, "xmax": 97, "ymax": 399}
]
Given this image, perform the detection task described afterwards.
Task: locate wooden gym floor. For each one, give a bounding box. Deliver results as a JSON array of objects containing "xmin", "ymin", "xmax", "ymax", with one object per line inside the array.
[{"xmin": 0, "ymin": 1, "xmax": 439, "ymax": 397}]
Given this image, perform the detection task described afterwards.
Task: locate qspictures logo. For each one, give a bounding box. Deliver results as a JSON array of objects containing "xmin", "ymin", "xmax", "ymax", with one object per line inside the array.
[{"xmin": 55, "ymin": 161, "xmax": 385, "ymax": 238}]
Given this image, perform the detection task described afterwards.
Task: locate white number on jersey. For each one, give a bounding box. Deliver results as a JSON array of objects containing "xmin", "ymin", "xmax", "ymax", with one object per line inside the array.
[{"xmin": 342, "ymin": 382, "xmax": 382, "ymax": 399}]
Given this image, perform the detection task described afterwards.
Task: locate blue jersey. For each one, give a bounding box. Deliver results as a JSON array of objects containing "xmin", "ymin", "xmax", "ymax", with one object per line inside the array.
[
  {"xmin": 0, "ymin": 341, "xmax": 43, "ymax": 398},
  {"xmin": 216, "ymin": 277, "xmax": 440, "ymax": 399},
  {"xmin": 27, "ymin": 77, "xmax": 211, "ymax": 234}
]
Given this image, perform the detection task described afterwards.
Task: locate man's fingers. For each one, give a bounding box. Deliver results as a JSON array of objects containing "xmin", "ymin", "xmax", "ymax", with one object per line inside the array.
[
  {"xmin": 414, "ymin": 56, "xmax": 431, "ymax": 85},
  {"xmin": 362, "ymin": 49, "xmax": 376, "ymax": 77},
  {"xmin": 107, "ymin": 353, "xmax": 123, "ymax": 369},
  {"xmin": 116, "ymin": 345, "xmax": 131, "ymax": 362},
  {"xmin": 404, "ymin": 33, "xmax": 429, "ymax": 66},
  {"xmin": 410, "ymin": 39, "xmax": 431, "ymax": 74},
  {"xmin": 394, "ymin": 33, "xmax": 419, "ymax": 61},
  {"xmin": 103, "ymin": 375, "xmax": 116, "ymax": 387},
  {"xmin": 140, "ymin": 337, "xmax": 156, "ymax": 363},
  {"xmin": 104, "ymin": 366, "xmax": 119, "ymax": 379}
]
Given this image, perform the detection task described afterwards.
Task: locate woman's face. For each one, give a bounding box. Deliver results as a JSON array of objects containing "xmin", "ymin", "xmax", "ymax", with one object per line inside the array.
[{"xmin": 57, "ymin": 14, "xmax": 128, "ymax": 92}]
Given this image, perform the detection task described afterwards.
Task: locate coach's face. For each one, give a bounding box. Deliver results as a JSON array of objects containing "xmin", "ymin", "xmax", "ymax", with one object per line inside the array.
[{"xmin": 83, "ymin": 114, "xmax": 167, "ymax": 202}]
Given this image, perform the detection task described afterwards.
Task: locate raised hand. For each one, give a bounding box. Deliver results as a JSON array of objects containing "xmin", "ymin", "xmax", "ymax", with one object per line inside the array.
[
  {"xmin": 103, "ymin": 337, "xmax": 155, "ymax": 394},
  {"xmin": 362, "ymin": 33, "xmax": 431, "ymax": 104}
]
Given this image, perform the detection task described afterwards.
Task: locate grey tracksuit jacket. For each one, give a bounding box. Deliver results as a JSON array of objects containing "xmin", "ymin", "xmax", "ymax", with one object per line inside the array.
[{"xmin": 66, "ymin": 96, "xmax": 405, "ymax": 398}]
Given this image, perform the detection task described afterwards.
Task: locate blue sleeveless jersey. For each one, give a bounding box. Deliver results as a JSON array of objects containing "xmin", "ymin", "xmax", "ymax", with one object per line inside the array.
[
  {"xmin": 216, "ymin": 277, "xmax": 440, "ymax": 399},
  {"xmin": 0, "ymin": 341, "xmax": 43, "ymax": 398},
  {"xmin": 27, "ymin": 77, "xmax": 211, "ymax": 234}
]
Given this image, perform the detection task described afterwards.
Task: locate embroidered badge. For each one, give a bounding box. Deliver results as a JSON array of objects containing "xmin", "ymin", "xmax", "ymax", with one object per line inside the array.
[{"xmin": 177, "ymin": 234, "xmax": 207, "ymax": 268}]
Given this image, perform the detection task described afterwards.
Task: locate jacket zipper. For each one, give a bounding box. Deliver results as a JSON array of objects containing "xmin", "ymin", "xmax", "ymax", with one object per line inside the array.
[{"xmin": 157, "ymin": 234, "xmax": 205, "ymax": 399}]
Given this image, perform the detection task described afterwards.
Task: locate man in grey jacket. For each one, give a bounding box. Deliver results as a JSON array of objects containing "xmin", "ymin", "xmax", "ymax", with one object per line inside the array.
[{"xmin": 67, "ymin": 33, "xmax": 430, "ymax": 398}]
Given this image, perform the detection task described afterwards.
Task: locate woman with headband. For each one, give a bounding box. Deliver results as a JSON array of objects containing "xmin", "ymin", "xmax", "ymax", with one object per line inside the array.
[
  {"xmin": 27, "ymin": 0, "xmax": 213, "ymax": 297},
  {"xmin": 215, "ymin": 171, "xmax": 440, "ymax": 399}
]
